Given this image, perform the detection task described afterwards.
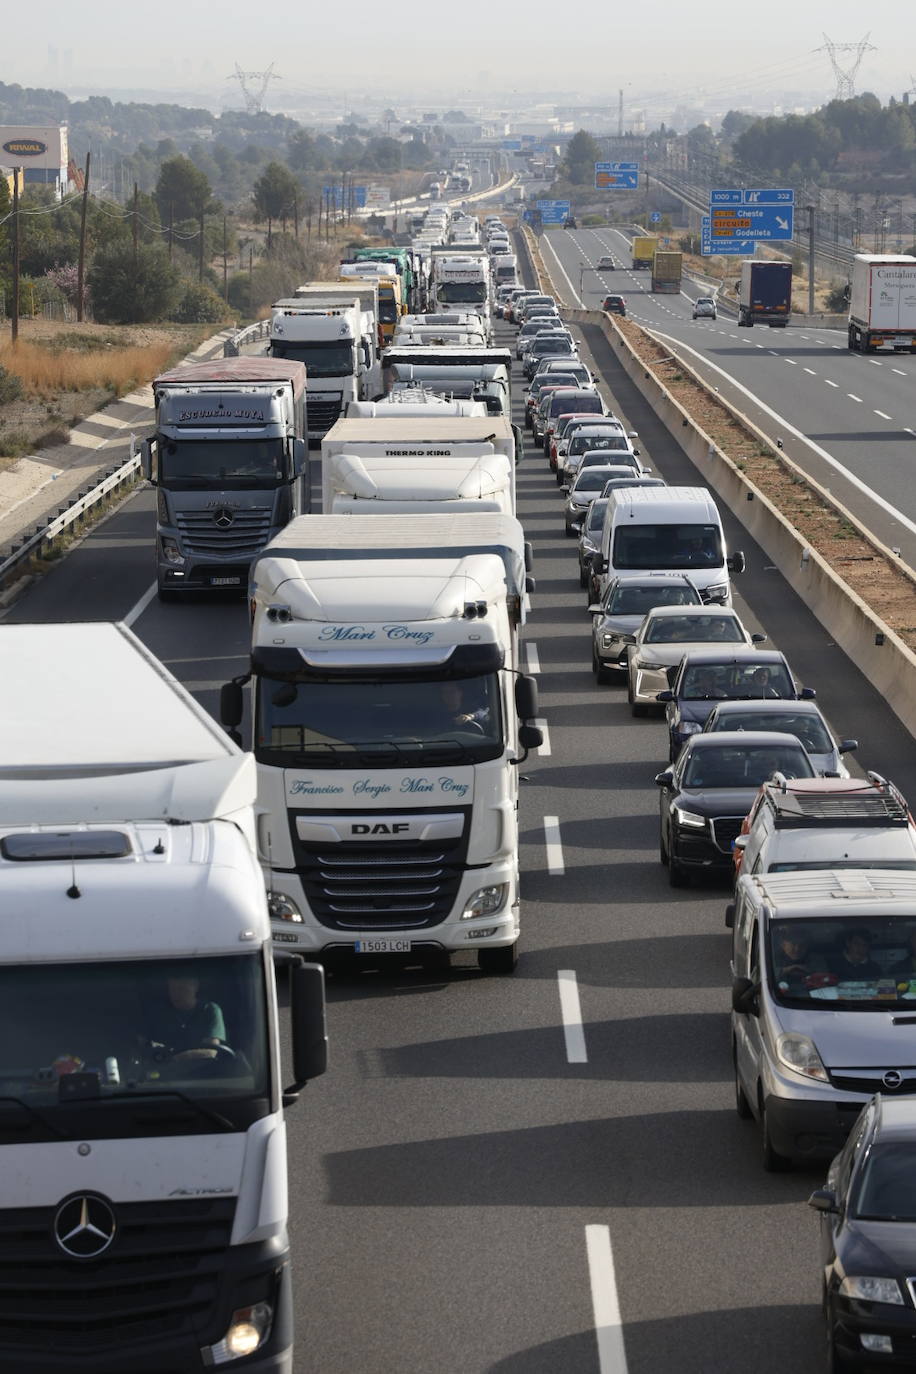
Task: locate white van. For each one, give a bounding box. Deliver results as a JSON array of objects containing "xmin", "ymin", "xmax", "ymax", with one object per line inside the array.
[{"xmin": 593, "ymin": 486, "xmax": 744, "ymax": 604}]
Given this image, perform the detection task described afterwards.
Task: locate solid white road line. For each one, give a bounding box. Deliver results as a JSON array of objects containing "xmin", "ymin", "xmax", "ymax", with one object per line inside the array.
[
  {"xmin": 534, "ymin": 718, "xmax": 551, "ymax": 756},
  {"xmin": 526, "ymin": 642, "xmax": 541, "ymax": 674},
  {"xmin": 557, "ymin": 970, "xmax": 587, "ymax": 1063},
  {"xmin": 539, "ymin": 234, "xmax": 583, "ymax": 306},
  {"xmin": 586, "ymin": 1225, "xmax": 629, "ymax": 1374},
  {"xmin": 544, "ymin": 816, "xmax": 565, "ymax": 875},
  {"xmin": 123, "ymin": 581, "xmax": 158, "ymax": 627}
]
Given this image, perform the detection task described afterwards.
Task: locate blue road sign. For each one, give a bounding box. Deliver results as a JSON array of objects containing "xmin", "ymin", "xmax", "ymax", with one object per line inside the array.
[
  {"xmin": 595, "ymin": 161, "xmax": 639, "ymax": 190},
  {"xmin": 649, "ymin": 210, "xmax": 661, "ymax": 223},
  {"xmin": 502, "ymin": 138, "xmax": 522, "ymax": 151},
  {"xmin": 536, "ymin": 199, "xmax": 571, "ymax": 224},
  {"xmin": 709, "ymin": 204, "xmax": 793, "ymax": 240},
  {"xmin": 710, "ymin": 188, "xmax": 795, "ymax": 206},
  {"xmin": 322, "ymin": 185, "xmax": 367, "ymax": 209},
  {"xmin": 701, "ymin": 216, "xmax": 752, "ymax": 256}
]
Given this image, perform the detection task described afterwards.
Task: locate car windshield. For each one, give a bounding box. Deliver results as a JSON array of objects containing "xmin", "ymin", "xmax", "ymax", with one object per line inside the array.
[
  {"xmin": 439, "ymin": 282, "xmax": 487, "ymax": 303},
  {"xmin": 552, "ymin": 397, "xmax": 601, "ymax": 421},
  {"xmin": 586, "ymin": 500, "xmax": 609, "ymax": 532},
  {"xmin": 708, "ymin": 711, "xmax": 832, "ymax": 752},
  {"xmin": 613, "ymin": 522, "xmax": 722, "ymax": 570},
  {"xmin": 681, "ymin": 661, "xmax": 794, "ymax": 700},
  {"xmin": 607, "ymin": 584, "xmax": 699, "ymax": 614},
  {"xmin": 768, "ymin": 916, "xmax": 916, "ymax": 1009},
  {"xmin": 770, "ymin": 860, "xmax": 916, "ymax": 873},
  {"xmin": 573, "ymin": 471, "xmax": 615, "ymax": 493},
  {"xmin": 569, "ymin": 433, "xmax": 626, "ymax": 455},
  {"xmin": 0, "ymin": 954, "xmax": 269, "ymax": 1133},
  {"xmin": 854, "ymin": 1144, "xmax": 916, "ymax": 1220},
  {"xmin": 682, "ymin": 743, "xmax": 812, "ymax": 789},
  {"xmin": 270, "ymin": 339, "xmax": 354, "ymax": 376},
  {"xmin": 158, "ymin": 438, "xmax": 287, "ymax": 488},
  {"xmin": 645, "ymin": 614, "xmax": 743, "ymax": 644},
  {"xmin": 255, "ymin": 674, "xmax": 503, "ymax": 766},
  {"xmin": 531, "ymin": 338, "xmax": 573, "ymax": 355}
]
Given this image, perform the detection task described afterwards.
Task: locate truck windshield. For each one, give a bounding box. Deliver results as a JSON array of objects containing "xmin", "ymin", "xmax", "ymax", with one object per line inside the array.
[
  {"xmin": 768, "ymin": 916, "xmax": 916, "ymax": 1010},
  {"xmin": 271, "ymin": 340, "xmax": 354, "ymax": 376},
  {"xmin": 159, "ymin": 438, "xmax": 286, "ymax": 487},
  {"xmin": 255, "ymin": 674, "xmax": 504, "ymax": 766},
  {"xmin": 0, "ymin": 954, "xmax": 269, "ymax": 1140},
  {"xmin": 438, "ymin": 282, "xmax": 487, "ymax": 303},
  {"xmin": 612, "ymin": 522, "xmax": 722, "ymax": 570}
]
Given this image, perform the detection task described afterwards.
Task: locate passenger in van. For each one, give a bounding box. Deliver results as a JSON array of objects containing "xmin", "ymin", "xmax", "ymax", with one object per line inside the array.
[
  {"xmin": 832, "ymin": 928, "xmax": 882, "ymax": 981},
  {"xmin": 774, "ymin": 930, "xmax": 816, "ymax": 991},
  {"xmin": 890, "ymin": 930, "xmax": 916, "ymax": 982}
]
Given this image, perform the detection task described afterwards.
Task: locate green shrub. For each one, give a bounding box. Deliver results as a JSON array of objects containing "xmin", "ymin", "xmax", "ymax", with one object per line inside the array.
[
  {"xmin": 0, "ymin": 366, "xmax": 23, "ymax": 406},
  {"xmin": 171, "ymin": 283, "xmax": 231, "ymax": 324}
]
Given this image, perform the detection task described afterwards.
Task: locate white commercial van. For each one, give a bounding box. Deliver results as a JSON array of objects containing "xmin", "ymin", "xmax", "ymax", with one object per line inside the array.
[{"xmin": 592, "ymin": 485, "xmax": 744, "ymax": 604}]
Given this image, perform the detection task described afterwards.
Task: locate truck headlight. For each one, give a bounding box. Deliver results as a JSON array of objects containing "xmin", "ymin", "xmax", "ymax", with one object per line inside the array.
[
  {"xmin": 704, "ymin": 582, "xmax": 729, "ymax": 602},
  {"xmin": 462, "ymin": 884, "xmax": 508, "ymax": 919},
  {"xmin": 838, "ymin": 1277, "xmax": 904, "ymax": 1306},
  {"xmin": 161, "ymin": 537, "xmax": 183, "ymax": 565},
  {"xmin": 776, "ymin": 1032, "xmax": 828, "ymax": 1082},
  {"xmin": 205, "ymin": 1302, "xmax": 273, "ymax": 1364},
  {"xmin": 268, "ymin": 891, "xmax": 303, "ymax": 923}
]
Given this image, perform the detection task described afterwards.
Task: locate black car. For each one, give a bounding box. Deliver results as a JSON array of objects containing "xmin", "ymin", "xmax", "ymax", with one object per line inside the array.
[
  {"xmin": 658, "ymin": 648, "xmax": 816, "ymax": 762},
  {"xmin": 656, "ymin": 732, "xmax": 814, "ymax": 887},
  {"xmin": 602, "ymin": 295, "xmax": 627, "ymax": 316},
  {"xmin": 565, "ymin": 215, "xmax": 578, "ymax": 229},
  {"xmin": 810, "ymin": 1095, "xmax": 916, "ymax": 1371}
]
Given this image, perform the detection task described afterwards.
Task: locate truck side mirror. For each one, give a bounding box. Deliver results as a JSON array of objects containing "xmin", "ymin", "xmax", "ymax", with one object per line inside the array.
[
  {"xmin": 292, "ymin": 438, "xmax": 307, "ymax": 477},
  {"xmin": 141, "ymin": 438, "xmax": 156, "ymax": 484},
  {"xmin": 512, "ymin": 424, "xmax": 524, "ymax": 464},
  {"xmin": 515, "ymin": 674, "xmax": 539, "ymax": 721},
  {"xmin": 220, "ymin": 680, "xmax": 245, "ymax": 729},
  {"xmin": 284, "ymin": 961, "xmax": 328, "ymax": 1105}
]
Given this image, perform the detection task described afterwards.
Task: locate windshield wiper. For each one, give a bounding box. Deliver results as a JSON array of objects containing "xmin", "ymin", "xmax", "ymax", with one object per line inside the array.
[
  {"xmin": 0, "ymin": 1095, "xmax": 71, "ymax": 1138},
  {"xmin": 104, "ymin": 1088, "xmax": 236, "ymax": 1132}
]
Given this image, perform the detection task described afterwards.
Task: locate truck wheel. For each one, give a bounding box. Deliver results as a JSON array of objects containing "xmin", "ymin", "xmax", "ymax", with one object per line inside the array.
[{"xmin": 478, "ymin": 943, "xmax": 518, "ymax": 975}]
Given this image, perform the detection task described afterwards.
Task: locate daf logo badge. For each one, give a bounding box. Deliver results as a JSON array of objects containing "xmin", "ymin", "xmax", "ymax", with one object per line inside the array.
[
  {"xmin": 213, "ymin": 508, "xmax": 235, "ymax": 528},
  {"xmin": 883, "ymin": 1070, "xmax": 903, "ymax": 1090},
  {"xmin": 53, "ymin": 1193, "xmax": 117, "ymax": 1259}
]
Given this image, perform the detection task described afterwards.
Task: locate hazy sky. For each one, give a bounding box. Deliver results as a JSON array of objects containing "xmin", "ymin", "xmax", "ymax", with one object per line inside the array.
[{"xmin": 10, "ymin": 1, "xmax": 914, "ymax": 110}]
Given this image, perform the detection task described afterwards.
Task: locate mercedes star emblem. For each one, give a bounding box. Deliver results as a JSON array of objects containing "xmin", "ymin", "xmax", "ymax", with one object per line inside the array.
[
  {"xmin": 213, "ymin": 508, "xmax": 235, "ymax": 528},
  {"xmin": 53, "ymin": 1193, "xmax": 117, "ymax": 1259},
  {"xmin": 883, "ymin": 1069, "xmax": 903, "ymax": 1090}
]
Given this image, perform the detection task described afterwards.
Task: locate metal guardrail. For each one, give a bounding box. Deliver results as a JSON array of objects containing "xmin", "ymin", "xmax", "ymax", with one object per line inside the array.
[
  {"xmin": 223, "ymin": 319, "xmax": 271, "ymax": 356},
  {"xmin": 0, "ymin": 442, "xmax": 142, "ymax": 586}
]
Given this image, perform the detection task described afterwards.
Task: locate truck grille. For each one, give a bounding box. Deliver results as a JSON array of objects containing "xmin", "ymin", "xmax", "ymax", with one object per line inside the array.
[
  {"xmin": 0, "ymin": 1196, "xmax": 235, "ymax": 1352},
  {"xmin": 711, "ymin": 817, "xmax": 745, "ymax": 854},
  {"xmin": 175, "ymin": 505, "xmax": 273, "ymax": 558},
  {"xmin": 300, "ymin": 840, "xmax": 466, "ymax": 930},
  {"xmin": 307, "ymin": 393, "xmax": 343, "ymax": 434}
]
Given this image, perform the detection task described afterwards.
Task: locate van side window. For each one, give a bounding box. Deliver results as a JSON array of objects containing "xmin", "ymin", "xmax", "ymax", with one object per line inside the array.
[
  {"xmin": 733, "ymin": 893, "xmax": 753, "ymax": 975},
  {"xmin": 748, "ymin": 921, "xmax": 760, "ymax": 984}
]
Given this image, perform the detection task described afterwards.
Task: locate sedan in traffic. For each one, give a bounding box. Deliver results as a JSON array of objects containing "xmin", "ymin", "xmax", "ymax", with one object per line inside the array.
[
  {"xmin": 656, "ymin": 731, "xmax": 815, "ymax": 886},
  {"xmin": 602, "ymin": 295, "xmax": 627, "ymax": 316},
  {"xmin": 702, "ymin": 699, "xmax": 857, "ymax": 778},
  {"xmin": 564, "ymin": 467, "xmax": 635, "ymax": 537},
  {"xmin": 626, "ymin": 605, "xmax": 765, "ymax": 717},
  {"xmin": 588, "ymin": 574, "xmax": 703, "ymax": 682}
]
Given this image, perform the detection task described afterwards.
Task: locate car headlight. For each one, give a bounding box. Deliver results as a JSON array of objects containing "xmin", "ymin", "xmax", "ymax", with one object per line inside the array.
[
  {"xmin": 204, "ymin": 1302, "xmax": 274, "ymax": 1364},
  {"xmin": 268, "ymin": 891, "xmax": 303, "ymax": 923},
  {"xmin": 705, "ymin": 582, "xmax": 729, "ymax": 601},
  {"xmin": 462, "ymin": 884, "xmax": 508, "ymax": 919},
  {"xmin": 678, "ymin": 721, "xmax": 702, "ymax": 735},
  {"xmin": 673, "ymin": 807, "xmax": 706, "ymax": 829},
  {"xmin": 775, "ymin": 1032, "xmax": 829, "ymax": 1082},
  {"xmin": 634, "ymin": 657, "xmax": 660, "ymax": 671},
  {"xmin": 161, "ymin": 537, "xmax": 184, "ymax": 565},
  {"xmin": 838, "ymin": 1276, "xmax": 904, "ymax": 1306}
]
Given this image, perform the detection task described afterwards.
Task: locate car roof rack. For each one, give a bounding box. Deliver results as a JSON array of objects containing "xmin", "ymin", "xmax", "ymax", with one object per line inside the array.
[{"xmin": 762, "ymin": 771, "xmax": 910, "ymax": 829}]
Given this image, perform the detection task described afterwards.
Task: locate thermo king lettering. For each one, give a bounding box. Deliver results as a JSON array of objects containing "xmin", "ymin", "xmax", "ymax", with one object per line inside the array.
[{"xmin": 383, "ymin": 449, "xmax": 452, "ymax": 457}]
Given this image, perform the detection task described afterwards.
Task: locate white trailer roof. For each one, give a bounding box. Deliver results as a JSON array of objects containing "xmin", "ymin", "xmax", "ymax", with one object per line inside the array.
[{"xmin": 322, "ymin": 416, "xmax": 513, "ymax": 445}]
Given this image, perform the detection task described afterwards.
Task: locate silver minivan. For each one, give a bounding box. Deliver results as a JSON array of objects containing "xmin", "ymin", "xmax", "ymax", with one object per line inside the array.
[{"xmin": 729, "ymin": 869, "xmax": 916, "ymax": 1170}]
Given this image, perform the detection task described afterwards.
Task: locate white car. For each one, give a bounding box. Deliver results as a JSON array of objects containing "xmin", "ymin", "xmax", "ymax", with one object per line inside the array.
[
  {"xmin": 693, "ymin": 297, "xmax": 717, "ymax": 320},
  {"xmin": 626, "ymin": 605, "xmax": 764, "ymax": 714}
]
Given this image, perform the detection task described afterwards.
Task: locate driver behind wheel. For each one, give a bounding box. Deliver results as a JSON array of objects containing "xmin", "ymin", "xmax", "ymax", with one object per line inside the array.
[
  {"xmin": 438, "ymin": 681, "xmax": 490, "ymax": 730},
  {"xmin": 146, "ymin": 975, "xmax": 226, "ymax": 1061}
]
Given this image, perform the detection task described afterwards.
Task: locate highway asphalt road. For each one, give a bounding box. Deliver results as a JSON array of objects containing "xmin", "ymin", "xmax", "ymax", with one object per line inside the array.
[
  {"xmin": 540, "ymin": 225, "xmax": 916, "ymax": 569},
  {"xmin": 6, "ymin": 311, "xmax": 916, "ymax": 1372}
]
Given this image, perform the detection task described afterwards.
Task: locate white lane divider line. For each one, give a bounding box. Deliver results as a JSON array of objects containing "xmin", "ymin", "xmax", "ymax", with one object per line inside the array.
[
  {"xmin": 544, "ymin": 816, "xmax": 565, "ymax": 875},
  {"xmin": 534, "ymin": 718, "xmax": 551, "ymax": 757},
  {"xmin": 848, "ymin": 393, "xmax": 863, "ymax": 403},
  {"xmin": 557, "ymin": 970, "xmax": 587, "ymax": 1063},
  {"xmin": 586, "ymin": 1225, "xmax": 629, "ymax": 1374},
  {"xmin": 124, "ymin": 581, "xmax": 158, "ymax": 627},
  {"xmin": 785, "ymin": 358, "xmax": 797, "ymax": 365},
  {"xmin": 893, "ymin": 368, "xmax": 908, "ymax": 376},
  {"xmin": 869, "ymin": 358, "xmax": 883, "ymax": 365},
  {"xmin": 875, "ymin": 410, "xmax": 892, "ymax": 420},
  {"xmin": 803, "ymin": 367, "xmax": 817, "ymax": 375},
  {"xmin": 526, "ymin": 642, "xmax": 541, "ymax": 674},
  {"xmin": 755, "ymin": 343, "xmax": 765, "ymax": 348},
  {"xmin": 825, "ymin": 379, "xmax": 839, "ymax": 387},
  {"xmin": 799, "ymin": 334, "xmax": 810, "ymax": 340}
]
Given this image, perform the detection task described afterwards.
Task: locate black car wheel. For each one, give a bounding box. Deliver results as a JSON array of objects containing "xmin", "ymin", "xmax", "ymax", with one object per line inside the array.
[
  {"xmin": 826, "ymin": 1319, "xmax": 853, "ymax": 1373},
  {"xmin": 760, "ymin": 1092, "xmax": 791, "ymax": 1172},
  {"xmin": 733, "ymin": 1043, "xmax": 752, "ymax": 1120},
  {"xmin": 578, "ymin": 564, "xmax": 588, "ymax": 589},
  {"xmin": 564, "ymin": 523, "xmax": 575, "ymax": 538},
  {"xmin": 592, "ymin": 649, "xmax": 610, "ymax": 684},
  {"xmin": 668, "ymin": 840, "xmax": 688, "ymax": 888},
  {"xmin": 627, "ymin": 677, "xmax": 647, "ymax": 717}
]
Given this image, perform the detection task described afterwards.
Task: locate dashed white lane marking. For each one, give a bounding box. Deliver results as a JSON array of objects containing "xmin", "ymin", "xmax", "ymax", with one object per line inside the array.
[
  {"xmin": 893, "ymin": 368, "xmax": 908, "ymax": 376},
  {"xmin": 755, "ymin": 343, "xmax": 765, "ymax": 348},
  {"xmin": 544, "ymin": 816, "xmax": 565, "ymax": 875},
  {"xmin": 785, "ymin": 358, "xmax": 797, "ymax": 365},
  {"xmin": 586, "ymin": 1225, "xmax": 629, "ymax": 1374},
  {"xmin": 534, "ymin": 718, "xmax": 552, "ymax": 756},
  {"xmin": 869, "ymin": 359, "xmax": 883, "ymax": 366},
  {"xmin": 557, "ymin": 970, "xmax": 587, "ymax": 1063},
  {"xmin": 799, "ymin": 334, "xmax": 810, "ymax": 340},
  {"xmin": 124, "ymin": 581, "xmax": 158, "ymax": 627},
  {"xmin": 825, "ymin": 379, "xmax": 839, "ymax": 387},
  {"xmin": 875, "ymin": 410, "xmax": 892, "ymax": 420},
  {"xmin": 526, "ymin": 642, "xmax": 541, "ymax": 674},
  {"xmin": 803, "ymin": 367, "xmax": 817, "ymax": 375},
  {"xmin": 848, "ymin": 393, "xmax": 863, "ymax": 403}
]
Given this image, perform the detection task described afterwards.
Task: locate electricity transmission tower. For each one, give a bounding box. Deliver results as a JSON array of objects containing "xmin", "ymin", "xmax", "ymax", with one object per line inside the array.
[
  {"xmin": 816, "ymin": 33, "xmax": 876, "ymax": 101},
  {"xmin": 227, "ymin": 63, "xmax": 280, "ymax": 114}
]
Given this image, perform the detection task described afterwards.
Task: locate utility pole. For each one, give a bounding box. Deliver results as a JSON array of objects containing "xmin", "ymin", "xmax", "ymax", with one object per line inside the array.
[
  {"xmin": 807, "ymin": 203, "xmax": 816, "ymax": 316},
  {"xmin": 618, "ymin": 88, "xmax": 624, "ymax": 139},
  {"xmin": 11, "ymin": 168, "xmax": 21, "ymax": 344},
  {"xmin": 168, "ymin": 202, "xmax": 174, "ymax": 260},
  {"xmin": 198, "ymin": 207, "xmax": 205, "ymax": 282},
  {"xmin": 132, "ymin": 182, "xmax": 139, "ymax": 270},
  {"xmin": 76, "ymin": 149, "xmax": 91, "ymax": 323},
  {"xmin": 222, "ymin": 215, "xmax": 228, "ymax": 299},
  {"xmin": 293, "ymin": 193, "xmax": 299, "ymax": 240},
  {"xmin": 248, "ymin": 246, "xmax": 254, "ymax": 316}
]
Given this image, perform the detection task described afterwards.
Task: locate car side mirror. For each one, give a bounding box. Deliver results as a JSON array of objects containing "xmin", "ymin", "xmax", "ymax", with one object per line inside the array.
[
  {"xmin": 632, "ymin": 448, "xmax": 641, "ymax": 456},
  {"xmin": 751, "ymin": 633, "xmax": 767, "ymax": 644},
  {"xmin": 800, "ymin": 687, "xmax": 817, "ymax": 700},
  {"xmin": 727, "ymin": 551, "xmax": 746, "ymax": 574},
  {"xmin": 724, "ymin": 902, "xmax": 736, "ymax": 929},
  {"xmin": 656, "ymin": 689, "xmax": 674, "ymax": 702},
  {"xmin": 733, "ymin": 835, "xmax": 748, "ymax": 851},
  {"xmin": 654, "ymin": 770, "xmax": 674, "ymax": 788},
  {"xmin": 731, "ymin": 976, "xmax": 759, "ymax": 1016},
  {"xmin": 587, "ymin": 604, "xmax": 603, "ymax": 615},
  {"xmin": 807, "ymin": 1189, "xmax": 839, "ymax": 1215},
  {"xmin": 561, "ymin": 484, "xmax": 569, "ymax": 493},
  {"xmin": 839, "ymin": 739, "xmax": 858, "ymax": 754}
]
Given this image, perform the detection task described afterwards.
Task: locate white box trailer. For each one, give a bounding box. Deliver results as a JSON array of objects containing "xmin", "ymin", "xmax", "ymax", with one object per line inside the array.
[
  {"xmin": 0, "ymin": 621, "xmax": 326, "ymax": 1374},
  {"xmin": 319, "ymin": 416, "xmax": 519, "ymax": 512},
  {"xmin": 327, "ymin": 450, "xmax": 514, "ymax": 514},
  {"xmin": 848, "ymin": 254, "xmax": 916, "ymax": 353}
]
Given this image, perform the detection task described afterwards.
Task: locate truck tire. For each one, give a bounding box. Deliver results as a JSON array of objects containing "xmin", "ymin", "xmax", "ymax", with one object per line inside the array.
[{"xmin": 478, "ymin": 943, "xmax": 518, "ymax": 975}]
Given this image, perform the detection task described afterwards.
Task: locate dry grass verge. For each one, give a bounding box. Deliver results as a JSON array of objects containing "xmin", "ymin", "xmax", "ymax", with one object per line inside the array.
[
  {"xmin": 0, "ymin": 339, "xmax": 175, "ymax": 398},
  {"xmin": 614, "ymin": 315, "xmax": 916, "ymax": 652}
]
